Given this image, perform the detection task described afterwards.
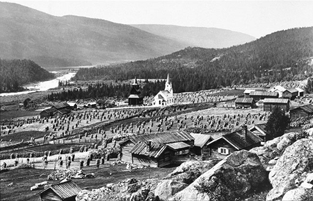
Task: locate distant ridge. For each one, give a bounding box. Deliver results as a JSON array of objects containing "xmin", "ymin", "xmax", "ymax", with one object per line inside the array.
[
  {"xmin": 131, "ymin": 24, "xmax": 256, "ymax": 48},
  {"xmin": 0, "ymin": 2, "xmax": 188, "ymax": 67}
]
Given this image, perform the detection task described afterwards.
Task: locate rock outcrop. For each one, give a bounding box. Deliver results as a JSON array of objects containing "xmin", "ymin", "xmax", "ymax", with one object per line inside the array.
[
  {"xmin": 266, "ymin": 138, "xmax": 313, "ymax": 201},
  {"xmin": 250, "ymin": 132, "xmax": 309, "ymax": 171},
  {"xmin": 154, "ymin": 160, "xmax": 218, "ymax": 201},
  {"xmin": 172, "ymin": 150, "xmax": 267, "ymax": 201}
]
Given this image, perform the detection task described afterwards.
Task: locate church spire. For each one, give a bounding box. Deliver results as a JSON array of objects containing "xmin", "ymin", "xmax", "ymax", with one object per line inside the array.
[
  {"xmin": 165, "ymin": 74, "xmax": 173, "ymax": 94},
  {"xmin": 133, "ymin": 77, "xmax": 138, "ymax": 85},
  {"xmin": 166, "ymin": 74, "xmax": 170, "ymax": 84}
]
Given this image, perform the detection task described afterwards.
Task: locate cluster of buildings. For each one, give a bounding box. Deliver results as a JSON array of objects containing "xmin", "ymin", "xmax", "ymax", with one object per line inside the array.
[
  {"xmin": 118, "ymin": 125, "xmax": 265, "ymax": 167},
  {"xmin": 235, "ymin": 86, "xmax": 305, "ymax": 112}
]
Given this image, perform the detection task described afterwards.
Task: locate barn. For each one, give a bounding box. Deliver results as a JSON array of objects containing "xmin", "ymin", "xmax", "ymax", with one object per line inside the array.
[
  {"xmin": 263, "ymin": 98, "xmax": 290, "ymax": 112},
  {"xmin": 205, "ymin": 126, "xmax": 262, "ymax": 159},
  {"xmin": 190, "ymin": 133, "xmax": 213, "ymax": 157},
  {"xmin": 40, "ymin": 181, "xmax": 81, "ymax": 201},
  {"xmin": 40, "ymin": 108, "xmax": 57, "ymax": 118},
  {"xmin": 119, "ymin": 131, "xmax": 194, "ymax": 167},
  {"xmin": 249, "ymin": 91, "xmax": 278, "ymax": 101},
  {"xmin": 249, "ymin": 123, "xmax": 267, "ymax": 142},
  {"xmin": 235, "ymin": 98, "xmax": 255, "ymax": 108},
  {"xmin": 290, "ymin": 104, "xmax": 313, "ymax": 121}
]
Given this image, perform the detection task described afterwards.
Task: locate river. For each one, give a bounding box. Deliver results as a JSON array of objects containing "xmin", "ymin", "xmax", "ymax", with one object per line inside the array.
[{"xmin": 0, "ymin": 71, "xmax": 76, "ymax": 97}]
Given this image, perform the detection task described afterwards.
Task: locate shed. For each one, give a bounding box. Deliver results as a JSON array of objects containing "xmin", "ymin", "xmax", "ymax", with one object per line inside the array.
[
  {"xmin": 40, "ymin": 108, "xmax": 57, "ymax": 118},
  {"xmin": 235, "ymin": 98, "xmax": 255, "ymax": 108},
  {"xmin": 290, "ymin": 104, "xmax": 313, "ymax": 121},
  {"xmin": 296, "ymin": 87, "xmax": 304, "ymax": 97},
  {"xmin": 263, "ymin": 98, "xmax": 290, "ymax": 112},
  {"xmin": 40, "ymin": 181, "xmax": 82, "ymax": 201},
  {"xmin": 249, "ymin": 124, "xmax": 267, "ymax": 142}
]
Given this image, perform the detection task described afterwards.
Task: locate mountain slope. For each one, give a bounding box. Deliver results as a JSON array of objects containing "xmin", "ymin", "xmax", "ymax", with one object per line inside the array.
[
  {"xmin": 75, "ymin": 27, "xmax": 313, "ymax": 92},
  {"xmin": 0, "ymin": 2, "xmax": 188, "ymax": 67},
  {"xmin": 0, "ymin": 59, "xmax": 55, "ymax": 92},
  {"xmin": 132, "ymin": 24, "xmax": 256, "ymax": 48}
]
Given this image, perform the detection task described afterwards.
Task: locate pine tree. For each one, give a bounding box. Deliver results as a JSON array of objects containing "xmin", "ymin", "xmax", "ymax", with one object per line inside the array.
[{"xmin": 265, "ymin": 106, "xmax": 290, "ymax": 140}]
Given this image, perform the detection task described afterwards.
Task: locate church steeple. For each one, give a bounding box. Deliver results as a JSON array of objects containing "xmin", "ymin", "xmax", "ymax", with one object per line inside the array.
[
  {"xmin": 132, "ymin": 77, "xmax": 138, "ymax": 85},
  {"xmin": 165, "ymin": 74, "xmax": 173, "ymax": 94}
]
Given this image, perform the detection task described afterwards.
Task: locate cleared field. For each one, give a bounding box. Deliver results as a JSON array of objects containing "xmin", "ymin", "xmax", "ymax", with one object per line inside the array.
[
  {"xmin": 0, "ymin": 164, "xmax": 175, "ymax": 201},
  {"xmin": 0, "ymin": 131, "xmax": 46, "ymax": 142}
]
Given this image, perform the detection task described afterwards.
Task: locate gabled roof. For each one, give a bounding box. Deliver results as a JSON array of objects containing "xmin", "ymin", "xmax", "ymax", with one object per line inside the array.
[
  {"xmin": 263, "ymin": 98, "xmax": 289, "ymax": 104},
  {"xmin": 52, "ymin": 103, "xmax": 70, "ymax": 109},
  {"xmin": 167, "ymin": 142, "xmax": 190, "ymax": 150},
  {"xmin": 41, "ymin": 181, "xmax": 81, "ymax": 199},
  {"xmin": 207, "ymin": 129, "xmax": 262, "ymax": 150},
  {"xmin": 130, "ymin": 141, "xmax": 167, "ymax": 158},
  {"xmin": 130, "ymin": 131, "xmax": 194, "ymax": 145},
  {"xmin": 272, "ymin": 85, "xmax": 287, "ymax": 92},
  {"xmin": 249, "ymin": 91, "xmax": 278, "ymax": 97},
  {"xmin": 249, "ymin": 124, "xmax": 267, "ymax": 136},
  {"xmin": 156, "ymin": 90, "xmax": 172, "ymax": 100},
  {"xmin": 128, "ymin": 94, "xmax": 141, "ymax": 99},
  {"xmin": 287, "ymin": 88, "xmax": 298, "ymax": 94},
  {"xmin": 291, "ymin": 104, "xmax": 313, "ymax": 114},
  {"xmin": 235, "ymin": 98, "xmax": 254, "ymax": 104},
  {"xmin": 191, "ymin": 133, "xmax": 212, "ymax": 148}
]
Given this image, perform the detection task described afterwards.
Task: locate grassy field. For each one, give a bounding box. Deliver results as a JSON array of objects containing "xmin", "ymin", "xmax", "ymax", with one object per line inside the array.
[
  {"xmin": 0, "ymin": 131, "xmax": 46, "ymax": 142},
  {"xmin": 0, "ymin": 164, "xmax": 175, "ymax": 201},
  {"xmin": 0, "ymin": 110, "xmax": 40, "ymax": 121}
]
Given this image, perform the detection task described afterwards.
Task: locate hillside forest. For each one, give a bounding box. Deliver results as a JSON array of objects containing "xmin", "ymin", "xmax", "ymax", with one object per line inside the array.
[
  {"xmin": 74, "ymin": 27, "xmax": 313, "ymax": 93},
  {"xmin": 0, "ymin": 59, "xmax": 54, "ymax": 93}
]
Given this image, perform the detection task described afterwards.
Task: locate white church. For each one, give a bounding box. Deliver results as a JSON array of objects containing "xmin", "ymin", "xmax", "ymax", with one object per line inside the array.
[{"xmin": 154, "ymin": 74, "xmax": 174, "ymax": 106}]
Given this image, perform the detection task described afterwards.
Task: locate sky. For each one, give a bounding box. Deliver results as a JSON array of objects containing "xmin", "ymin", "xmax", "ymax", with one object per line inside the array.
[{"xmin": 2, "ymin": 0, "xmax": 313, "ymax": 38}]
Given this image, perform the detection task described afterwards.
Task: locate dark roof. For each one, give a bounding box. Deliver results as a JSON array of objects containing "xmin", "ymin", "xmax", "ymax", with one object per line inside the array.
[
  {"xmin": 291, "ymin": 104, "xmax": 313, "ymax": 114},
  {"xmin": 167, "ymin": 142, "xmax": 191, "ymax": 150},
  {"xmin": 40, "ymin": 108, "xmax": 57, "ymax": 114},
  {"xmin": 52, "ymin": 103, "xmax": 71, "ymax": 110},
  {"xmin": 263, "ymin": 98, "xmax": 289, "ymax": 104},
  {"xmin": 249, "ymin": 91, "xmax": 278, "ymax": 97},
  {"xmin": 41, "ymin": 181, "xmax": 81, "ymax": 199},
  {"xmin": 208, "ymin": 129, "xmax": 262, "ymax": 150},
  {"xmin": 130, "ymin": 131, "xmax": 194, "ymax": 144},
  {"xmin": 287, "ymin": 88, "xmax": 298, "ymax": 94},
  {"xmin": 130, "ymin": 141, "xmax": 167, "ymax": 158},
  {"xmin": 191, "ymin": 133, "xmax": 212, "ymax": 148},
  {"xmin": 56, "ymin": 108, "xmax": 71, "ymax": 114},
  {"xmin": 235, "ymin": 98, "xmax": 254, "ymax": 104}
]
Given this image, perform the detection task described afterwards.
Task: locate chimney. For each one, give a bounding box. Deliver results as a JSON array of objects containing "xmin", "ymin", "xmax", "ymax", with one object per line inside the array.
[
  {"xmin": 146, "ymin": 141, "xmax": 151, "ymax": 152},
  {"xmin": 242, "ymin": 125, "xmax": 248, "ymax": 141}
]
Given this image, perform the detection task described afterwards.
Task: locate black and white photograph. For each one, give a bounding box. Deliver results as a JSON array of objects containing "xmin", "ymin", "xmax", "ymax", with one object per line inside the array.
[{"xmin": 0, "ymin": 0, "xmax": 313, "ymax": 200}]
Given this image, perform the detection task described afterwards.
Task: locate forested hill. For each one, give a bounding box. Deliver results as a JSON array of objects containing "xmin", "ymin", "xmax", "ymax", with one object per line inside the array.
[
  {"xmin": 0, "ymin": 59, "xmax": 54, "ymax": 93},
  {"xmin": 74, "ymin": 27, "xmax": 313, "ymax": 92}
]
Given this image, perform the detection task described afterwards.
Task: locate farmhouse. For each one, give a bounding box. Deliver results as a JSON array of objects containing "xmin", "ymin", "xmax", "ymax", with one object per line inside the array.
[
  {"xmin": 119, "ymin": 131, "xmax": 194, "ymax": 167},
  {"xmin": 286, "ymin": 88, "xmax": 298, "ymax": 100},
  {"xmin": 154, "ymin": 74, "xmax": 174, "ymax": 106},
  {"xmin": 205, "ymin": 126, "xmax": 262, "ymax": 159},
  {"xmin": 190, "ymin": 133, "xmax": 213, "ymax": 157},
  {"xmin": 40, "ymin": 108, "xmax": 57, "ymax": 118},
  {"xmin": 290, "ymin": 104, "xmax": 313, "ymax": 121},
  {"xmin": 249, "ymin": 123, "xmax": 267, "ymax": 142},
  {"xmin": 40, "ymin": 103, "xmax": 72, "ymax": 118},
  {"xmin": 235, "ymin": 98, "xmax": 255, "ymax": 108},
  {"xmin": 40, "ymin": 181, "xmax": 81, "ymax": 201},
  {"xmin": 128, "ymin": 78, "xmax": 143, "ymax": 106},
  {"xmin": 263, "ymin": 98, "xmax": 290, "ymax": 112},
  {"xmin": 249, "ymin": 91, "xmax": 278, "ymax": 101}
]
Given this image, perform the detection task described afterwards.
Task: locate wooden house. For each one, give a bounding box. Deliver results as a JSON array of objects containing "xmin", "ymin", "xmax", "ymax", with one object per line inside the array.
[
  {"xmin": 119, "ymin": 131, "xmax": 194, "ymax": 167},
  {"xmin": 190, "ymin": 133, "xmax": 213, "ymax": 156},
  {"xmin": 243, "ymin": 89, "xmax": 255, "ymax": 98},
  {"xmin": 296, "ymin": 87, "xmax": 304, "ymax": 97},
  {"xmin": 40, "ymin": 181, "xmax": 81, "ymax": 201},
  {"xmin": 128, "ymin": 78, "xmax": 143, "ymax": 106},
  {"xmin": 249, "ymin": 124, "xmax": 267, "ymax": 142},
  {"xmin": 290, "ymin": 104, "xmax": 313, "ymax": 121},
  {"xmin": 205, "ymin": 126, "xmax": 262, "ymax": 159},
  {"xmin": 40, "ymin": 108, "xmax": 57, "ymax": 118},
  {"xmin": 263, "ymin": 98, "xmax": 290, "ymax": 112},
  {"xmin": 249, "ymin": 91, "xmax": 278, "ymax": 101},
  {"xmin": 286, "ymin": 89, "xmax": 298, "ymax": 100},
  {"xmin": 235, "ymin": 98, "xmax": 255, "ymax": 108}
]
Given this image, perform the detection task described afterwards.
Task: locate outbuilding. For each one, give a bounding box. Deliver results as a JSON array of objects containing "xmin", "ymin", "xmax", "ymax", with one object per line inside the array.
[
  {"xmin": 290, "ymin": 104, "xmax": 313, "ymax": 121},
  {"xmin": 263, "ymin": 98, "xmax": 290, "ymax": 112},
  {"xmin": 40, "ymin": 181, "xmax": 81, "ymax": 201},
  {"xmin": 235, "ymin": 98, "xmax": 255, "ymax": 108}
]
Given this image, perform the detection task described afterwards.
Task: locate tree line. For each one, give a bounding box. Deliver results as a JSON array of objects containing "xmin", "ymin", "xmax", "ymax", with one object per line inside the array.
[
  {"xmin": 47, "ymin": 80, "xmax": 166, "ymax": 101},
  {"xmin": 73, "ymin": 27, "xmax": 313, "ymax": 93}
]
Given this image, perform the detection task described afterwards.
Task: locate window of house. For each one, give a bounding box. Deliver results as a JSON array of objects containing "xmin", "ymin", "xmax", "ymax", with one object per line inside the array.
[{"xmin": 218, "ymin": 147, "xmax": 229, "ymax": 155}]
